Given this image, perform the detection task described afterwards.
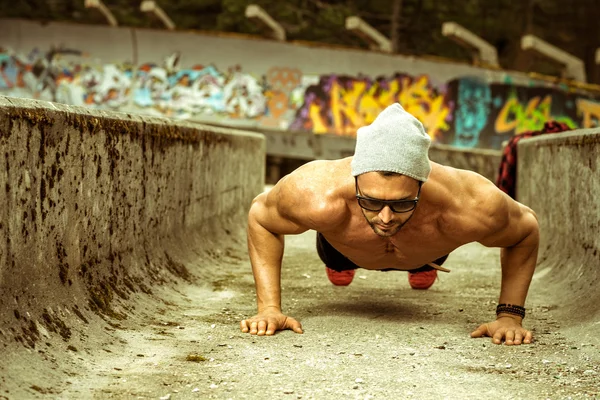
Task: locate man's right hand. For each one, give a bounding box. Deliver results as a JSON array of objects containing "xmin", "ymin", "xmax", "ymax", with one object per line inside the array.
[{"xmin": 240, "ymin": 309, "xmax": 303, "ymax": 336}]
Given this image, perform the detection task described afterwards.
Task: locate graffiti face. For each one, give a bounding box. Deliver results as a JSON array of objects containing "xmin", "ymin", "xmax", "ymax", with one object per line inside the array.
[{"xmin": 453, "ymin": 78, "xmax": 491, "ymax": 148}]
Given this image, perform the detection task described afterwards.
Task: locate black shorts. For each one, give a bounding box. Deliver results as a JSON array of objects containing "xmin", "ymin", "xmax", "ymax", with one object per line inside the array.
[{"xmin": 316, "ymin": 232, "xmax": 448, "ymax": 273}]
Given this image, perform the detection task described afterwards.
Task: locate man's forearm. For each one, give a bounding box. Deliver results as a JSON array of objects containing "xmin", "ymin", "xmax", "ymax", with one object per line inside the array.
[
  {"xmin": 247, "ymin": 221, "xmax": 285, "ymax": 312},
  {"xmin": 498, "ymin": 231, "xmax": 539, "ymax": 307}
]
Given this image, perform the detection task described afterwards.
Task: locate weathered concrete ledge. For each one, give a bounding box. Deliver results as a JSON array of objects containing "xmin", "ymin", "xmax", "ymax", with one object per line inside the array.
[
  {"xmin": 257, "ymin": 127, "xmax": 502, "ymax": 184},
  {"xmin": 429, "ymin": 143, "xmax": 502, "ymax": 183},
  {"xmin": 517, "ymin": 128, "xmax": 600, "ymax": 324},
  {"xmin": 0, "ymin": 95, "xmax": 264, "ymax": 348}
]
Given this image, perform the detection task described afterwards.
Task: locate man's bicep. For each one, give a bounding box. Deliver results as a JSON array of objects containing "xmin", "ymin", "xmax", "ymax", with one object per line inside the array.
[
  {"xmin": 477, "ymin": 191, "xmax": 538, "ymax": 248},
  {"xmin": 248, "ymin": 190, "xmax": 309, "ymax": 235}
]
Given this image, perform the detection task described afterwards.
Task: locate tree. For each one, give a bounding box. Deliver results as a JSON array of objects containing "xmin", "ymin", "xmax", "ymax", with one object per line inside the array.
[{"xmin": 1, "ymin": 0, "xmax": 598, "ymax": 83}]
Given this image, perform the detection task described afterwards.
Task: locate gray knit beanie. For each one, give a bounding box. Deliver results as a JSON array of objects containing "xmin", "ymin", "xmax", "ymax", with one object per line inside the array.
[{"xmin": 350, "ymin": 103, "xmax": 431, "ymax": 182}]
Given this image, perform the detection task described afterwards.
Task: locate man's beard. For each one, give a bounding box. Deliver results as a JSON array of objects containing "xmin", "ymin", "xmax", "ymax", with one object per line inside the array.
[{"xmin": 364, "ymin": 212, "xmax": 414, "ymax": 237}]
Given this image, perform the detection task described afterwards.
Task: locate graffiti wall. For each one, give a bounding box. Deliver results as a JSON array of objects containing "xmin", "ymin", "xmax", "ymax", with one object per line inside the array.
[{"xmin": 1, "ymin": 20, "xmax": 599, "ymax": 150}]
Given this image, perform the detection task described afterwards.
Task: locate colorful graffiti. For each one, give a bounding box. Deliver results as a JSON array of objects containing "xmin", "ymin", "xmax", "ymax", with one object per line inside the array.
[
  {"xmin": 0, "ymin": 46, "xmax": 134, "ymax": 108},
  {"xmin": 289, "ymin": 74, "xmax": 451, "ymax": 140},
  {"xmin": 577, "ymin": 99, "xmax": 600, "ymax": 129},
  {"xmin": 494, "ymin": 90, "xmax": 578, "ymax": 135},
  {"xmin": 444, "ymin": 80, "xmax": 586, "ymax": 148},
  {"xmin": 259, "ymin": 67, "xmax": 303, "ymax": 129},
  {"xmin": 455, "ymin": 84, "xmax": 587, "ymax": 148},
  {"xmin": 452, "ymin": 77, "xmax": 492, "ymax": 147},
  {"xmin": 1, "ymin": 46, "xmax": 599, "ymax": 149},
  {"xmin": 134, "ymin": 63, "xmax": 267, "ymax": 120}
]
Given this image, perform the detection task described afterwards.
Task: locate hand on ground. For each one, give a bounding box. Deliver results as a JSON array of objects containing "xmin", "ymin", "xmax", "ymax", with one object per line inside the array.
[
  {"xmin": 470, "ymin": 316, "xmax": 533, "ymax": 345},
  {"xmin": 240, "ymin": 310, "xmax": 303, "ymax": 336}
]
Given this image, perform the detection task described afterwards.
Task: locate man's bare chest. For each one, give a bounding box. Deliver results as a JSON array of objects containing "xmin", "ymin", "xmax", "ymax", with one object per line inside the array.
[{"xmin": 321, "ymin": 221, "xmax": 456, "ymax": 270}]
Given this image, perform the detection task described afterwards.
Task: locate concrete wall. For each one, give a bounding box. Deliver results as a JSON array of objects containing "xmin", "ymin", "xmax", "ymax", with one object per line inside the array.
[
  {"xmin": 429, "ymin": 144, "xmax": 502, "ymax": 183},
  {"xmin": 261, "ymin": 134, "xmax": 502, "ymax": 184},
  {"xmin": 517, "ymin": 129, "xmax": 600, "ymax": 322},
  {"xmin": 0, "ymin": 95, "xmax": 264, "ymax": 347},
  {"xmin": 1, "ymin": 18, "xmax": 600, "ymax": 151}
]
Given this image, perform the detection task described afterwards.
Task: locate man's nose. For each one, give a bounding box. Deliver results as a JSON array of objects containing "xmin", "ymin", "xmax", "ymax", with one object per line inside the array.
[{"xmin": 378, "ymin": 206, "xmax": 394, "ymax": 223}]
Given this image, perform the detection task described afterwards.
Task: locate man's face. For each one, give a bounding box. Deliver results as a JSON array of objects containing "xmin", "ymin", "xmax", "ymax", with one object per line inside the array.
[{"xmin": 355, "ymin": 172, "xmax": 421, "ymax": 237}]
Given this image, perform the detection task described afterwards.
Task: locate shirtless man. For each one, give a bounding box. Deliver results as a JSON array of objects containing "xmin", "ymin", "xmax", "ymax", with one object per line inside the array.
[{"xmin": 240, "ymin": 103, "xmax": 539, "ymax": 345}]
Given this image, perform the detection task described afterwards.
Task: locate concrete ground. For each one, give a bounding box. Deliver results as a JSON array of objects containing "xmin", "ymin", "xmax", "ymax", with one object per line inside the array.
[{"xmin": 2, "ymin": 229, "xmax": 599, "ymax": 400}]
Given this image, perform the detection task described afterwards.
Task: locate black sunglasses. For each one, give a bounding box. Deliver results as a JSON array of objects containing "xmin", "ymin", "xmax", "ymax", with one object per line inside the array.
[{"xmin": 355, "ymin": 179, "xmax": 421, "ymax": 213}]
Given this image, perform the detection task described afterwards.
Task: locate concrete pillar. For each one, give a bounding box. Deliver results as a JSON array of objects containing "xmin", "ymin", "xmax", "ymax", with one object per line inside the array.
[
  {"xmin": 441, "ymin": 22, "xmax": 499, "ymax": 67},
  {"xmin": 267, "ymin": 156, "xmax": 283, "ymax": 185},
  {"xmin": 245, "ymin": 4, "xmax": 286, "ymax": 42},
  {"xmin": 345, "ymin": 16, "xmax": 392, "ymax": 53},
  {"xmin": 595, "ymin": 48, "xmax": 600, "ymax": 84},
  {"xmin": 521, "ymin": 34, "xmax": 586, "ymax": 82},
  {"xmin": 84, "ymin": 0, "xmax": 118, "ymax": 27},
  {"xmin": 141, "ymin": 1, "xmax": 176, "ymax": 30}
]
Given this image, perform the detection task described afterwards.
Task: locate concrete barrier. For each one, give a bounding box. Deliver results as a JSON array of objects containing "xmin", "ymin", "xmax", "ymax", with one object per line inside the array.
[
  {"xmin": 429, "ymin": 143, "xmax": 502, "ymax": 183},
  {"xmin": 517, "ymin": 129, "xmax": 600, "ymax": 324},
  {"xmin": 256, "ymin": 127, "xmax": 502, "ymax": 184},
  {"xmin": 0, "ymin": 95, "xmax": 264, "ymax": 348}
]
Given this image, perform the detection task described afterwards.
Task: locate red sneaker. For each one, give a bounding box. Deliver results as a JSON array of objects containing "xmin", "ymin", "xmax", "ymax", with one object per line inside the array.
[
  {"xmin": 326, "ymin": 267, "xmax": 356, "ymax": 286},
  {"xmin": 408, "ymin": 269, "xmax": 438, "ymax": 290}
]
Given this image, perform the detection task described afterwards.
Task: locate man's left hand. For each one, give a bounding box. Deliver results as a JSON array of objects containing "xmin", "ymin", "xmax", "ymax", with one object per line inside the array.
[{"xmin": 470, "ymin": 316, "xmax": 533, "ymax": 345}]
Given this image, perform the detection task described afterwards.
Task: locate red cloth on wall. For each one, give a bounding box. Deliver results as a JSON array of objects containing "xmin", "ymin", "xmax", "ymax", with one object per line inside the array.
[{"xmin": 496, "ymin": 121, "xmax": 572, "ymax": 199}]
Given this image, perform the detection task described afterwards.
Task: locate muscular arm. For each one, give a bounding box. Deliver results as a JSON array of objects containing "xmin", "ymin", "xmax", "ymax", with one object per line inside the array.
[
  {"xmin": 246, "ymin": 182, "xmax": 308, "ymax": 313},
  {"xmin": 469, "ymin": 178, "xmax": 540, "ymax": 344},
  {"xmin": 477, "ymin": 189, "xmax": 539, "ymax": 312},
  {"xmin": 242, "ymin": 166, "xmax": 345, "ymax": 335},
  {"xmin": 497, "ymin": 212, "xmax": 539, "ymax": 313}
]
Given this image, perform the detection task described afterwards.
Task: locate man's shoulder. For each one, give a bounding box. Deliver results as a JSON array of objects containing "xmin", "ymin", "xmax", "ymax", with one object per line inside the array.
[
  {"xmin": 430, "ymin": 164, "xmax": 511, "ymax": 240},
  {"xmin": 431, "ymin": 163, "xmax": 499, "ymax": 201},
  {"xmin": 273, "ymin": 158, "xmax": 352, "ymax": 230},
  {"xmin": 433, "ymin": 164, "xmax": 537, "ymax": 248},
  {"xmin": 276, "ymin": 158, "xmax": 347, "ymax": 193},
  {"xmin": 430, "ymin": 162, "xmax": 486, "ymax": 184}
]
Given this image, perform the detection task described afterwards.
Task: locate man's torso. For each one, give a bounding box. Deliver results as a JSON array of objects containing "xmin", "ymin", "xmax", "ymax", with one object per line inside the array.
[{"xmin": 288, "ymin": 158, "xmax": 482, "ymax": 271}]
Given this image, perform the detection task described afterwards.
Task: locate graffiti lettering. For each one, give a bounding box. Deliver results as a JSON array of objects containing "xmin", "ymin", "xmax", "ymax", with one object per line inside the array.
[
  {"xmin": 495, "ymin": 94, "xmax": 577, "ymax": 135},
  {"xmin": 291, "ymin": 74, "xmax": 451, "ymax": 139},
  {"xmin": 578, "ymin": 99, "xmax": 600, "ymax": 128},
  {"xmin": 495, "ymin": 94, "xmax": 551, "ymax": 134}
]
